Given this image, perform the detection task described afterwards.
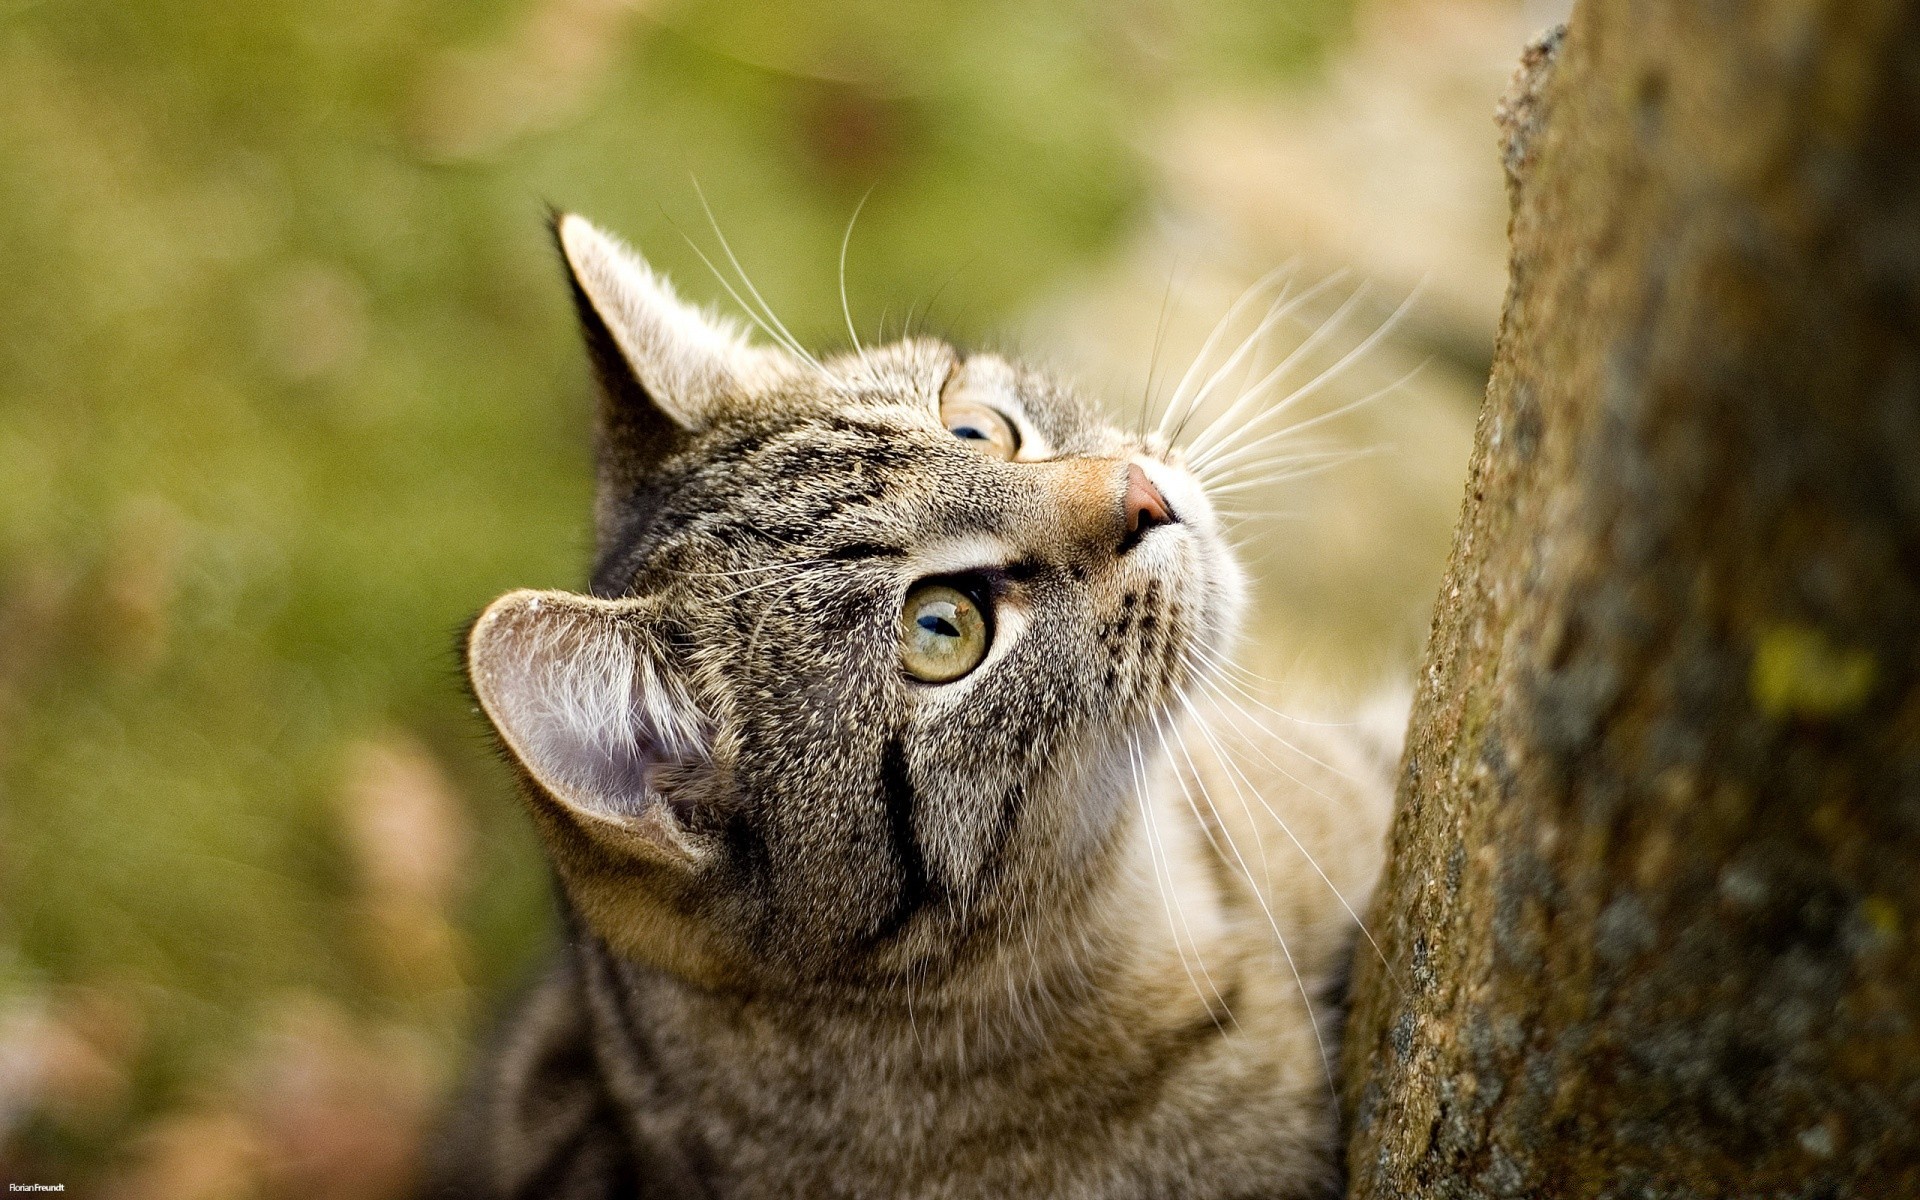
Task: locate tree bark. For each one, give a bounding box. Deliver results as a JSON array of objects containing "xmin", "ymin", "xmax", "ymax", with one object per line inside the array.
[{"xmin": 1339, "ymin": 3, "xmax": 1920, "ymax": 1196}]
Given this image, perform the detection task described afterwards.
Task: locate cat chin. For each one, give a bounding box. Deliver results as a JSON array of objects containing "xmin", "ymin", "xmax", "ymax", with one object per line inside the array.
[{"xmin": 1125, "ymin": 449, "xmax": 1248, "ymax": 641}]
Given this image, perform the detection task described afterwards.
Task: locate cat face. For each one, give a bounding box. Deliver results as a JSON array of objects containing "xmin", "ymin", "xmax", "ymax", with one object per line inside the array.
[{"xmin": 467, "ymin": 216, "xmax": 1244, "ymax": 990}]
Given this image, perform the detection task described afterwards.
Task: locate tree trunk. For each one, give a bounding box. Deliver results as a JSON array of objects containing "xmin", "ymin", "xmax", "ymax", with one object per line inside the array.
[{"xmin": 1338, "ymin": 3, "xmax": 1920, "ymax": 1196}]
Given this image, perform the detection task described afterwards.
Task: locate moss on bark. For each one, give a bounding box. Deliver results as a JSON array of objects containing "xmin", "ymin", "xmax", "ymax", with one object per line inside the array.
[{"xmin": 1340, "ymin": 3, "xmax": 1920, "ymax": 1195}]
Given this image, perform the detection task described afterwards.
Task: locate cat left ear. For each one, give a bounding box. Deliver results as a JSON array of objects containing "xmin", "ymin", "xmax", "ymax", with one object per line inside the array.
[
  {"xmin": 466, "ymin": 588, "xmax": 714, "ymax": 869},
  {"xmin": 553, "ymin": 213, "xmax": 780, "ymax": 433}
]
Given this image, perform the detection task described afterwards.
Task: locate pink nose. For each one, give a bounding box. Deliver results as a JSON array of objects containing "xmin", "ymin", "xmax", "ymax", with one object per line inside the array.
[{"xmin": 1123, "ymin": 463, "xmax": 1173, "ymax": 544}]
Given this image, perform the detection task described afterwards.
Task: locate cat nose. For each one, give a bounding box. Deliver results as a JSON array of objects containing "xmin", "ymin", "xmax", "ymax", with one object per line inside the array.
[
  {"xmin": 1033, "ymin": 457, "xmax": 1179, "ymax": 558},
  {"xmin": 1118, "ymin": 463, "xmax": 1175, "ymax": 555}
]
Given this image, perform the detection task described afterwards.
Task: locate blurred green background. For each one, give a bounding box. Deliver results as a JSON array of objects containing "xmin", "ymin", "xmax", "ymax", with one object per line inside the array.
[{"xmin": 0, "ymin": 0, "xmax": 1539, "ymax": 1192}]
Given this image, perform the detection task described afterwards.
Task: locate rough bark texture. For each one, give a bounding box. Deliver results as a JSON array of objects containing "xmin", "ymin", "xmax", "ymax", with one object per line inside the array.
[{"xmin": 1339, "ymin": 3, "xmax": 1920, "ymax": 1196}]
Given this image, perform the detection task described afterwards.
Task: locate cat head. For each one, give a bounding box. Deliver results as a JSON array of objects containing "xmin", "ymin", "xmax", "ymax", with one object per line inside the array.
[{"xmin": 467, "ymin": 214, "xmax": 1245, "ymax": 991}]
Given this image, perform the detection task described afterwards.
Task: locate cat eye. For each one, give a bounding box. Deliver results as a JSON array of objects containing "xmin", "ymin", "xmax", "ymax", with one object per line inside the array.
[
  {"xmin": 940, "ymin": 397, "xmax": 1020, "ymax": 460},
  {"xmin": 900, "ymin": 582, "xmax": 990, "ymax": 683}
]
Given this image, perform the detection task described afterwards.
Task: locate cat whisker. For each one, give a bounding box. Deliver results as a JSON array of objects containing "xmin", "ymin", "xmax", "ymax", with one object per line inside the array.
[
  {"xmin": 903, "ymin": 952, "xmax": 924, "ymax": 1056},
  {"xmin": 1153, "ymin": 263, "xmax": 1300, "ymax": 443},
  {"xmin": 705, "ymin": 559, "xmax": 842, "ymax": 603},
  {"xmin": 1214, "ymin": 505, "xmax": 1313, "ymax": 526},
  {"xmin": 1165, "ymin": 276, "xmax": 1300, "ymax": 450},
  {"xmin": 688, "ymin": 178, "xmax": 841, "ymax": 383},
  {"xmin": 664, "ymin": 556, "xmax": 836, "ymax": 581},
  {"xmin": 1144, "ymin": 722, "xmax": 1241, "ymax": 1034},
  {"xmin": 1188, "ymin": 289, "xmax": 1424, "ymax": 477},
  {"xmin": 1137, "ymin": 270, "xmax": 1182, "ymax": 439},
  {"xmin": 1184, "ymin": 640, "xmax": 1366, "ymax": 742},
  {"xmin": 674, "ymin": 226, "xmax": 829, "ymax": 378},
  {"xmin": 741, "ymin": 571, "xmax": 823, "ymax": 664},
  {"xmin": 1199, "ymin": 445, "xmax": 1381, "ymax": 493},
  {"xmin": 1176, "ymin": 670, "xmax": 1393, "ymax": 984},
  {"xmin": 1181, "ymin": 282, "xmax": 1375, "ymax": 469},
  {"xmin": 1200, "ymin": 450, "xmax": 1387, "ymax": 499},
  {"xmin": 1197, "ymin": 435, "xmax": 1351, "ymax": 476},
  {"xmin": 1171, "ymin": 270, "xmax": 1351, "ymax": 455},
  {"xmin": 1192, "ymin": 360, "xmax": 1424, "ymax": 489},
  {"xmin": 1162, "ymin": 709, "xmax": 1337, "ymax": 1100},
  {"xmin": 839, "ymin": 187, "xmax": 874, "ymax": 368},
  {"xmin": 1128, "ymin": 732, "xmax": 1232, "ymax": 1032}
]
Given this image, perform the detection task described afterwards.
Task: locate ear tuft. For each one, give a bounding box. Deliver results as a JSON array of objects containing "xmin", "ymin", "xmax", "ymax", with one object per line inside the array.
[
  {"xmin": 467, "ymin": 589, "xmax": 710, "ymax": 862},
  {"xmin": 554, "ymin": 214, "xmax": 776, "ymax": 431}
]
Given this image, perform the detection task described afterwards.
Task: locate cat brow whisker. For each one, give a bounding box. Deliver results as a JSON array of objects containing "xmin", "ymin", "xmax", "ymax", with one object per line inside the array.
[
  {"xmin": 712, "ymin": 566, "xmax": 837, "ymax": 604},
  {"xmin": 741, "ymin": 571, "xmax": 822, "ymax": 663},
  {"xmin": 674, "ymin": 226, "xmax": 827, "ymax": 375},
  {"xmin": 688, "ymin": 178, "xmax": 842, "ymax": 382},
  {"xmin": 909, "ymin": 252, "xmax": 980, "ymax": 346},
  {"xmin": 663, "ymin": 555, "xmax": 837, "ymax": 582},
  {"xmin": 839, "ymin": 187, "xmax": 875, "ymax": 367},
  {"xmin": 1162, "ymin": 709, "xmax": 1336, "ymax": 1099}
]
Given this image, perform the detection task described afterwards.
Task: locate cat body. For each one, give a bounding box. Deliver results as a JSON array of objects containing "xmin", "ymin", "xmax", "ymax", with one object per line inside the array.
[{"xmin": 424, "ymin": 215, "xmax": 1396, "ymax": 1199}]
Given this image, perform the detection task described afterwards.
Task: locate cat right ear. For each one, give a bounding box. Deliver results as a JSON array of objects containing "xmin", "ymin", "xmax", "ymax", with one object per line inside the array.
[
  {"xmin": 553, "ymin": 213, "xmax": 780, "ymax": 435},
  {"xmin": 465, "ymin": 588, "xmax": 715, "ymax": 870}
]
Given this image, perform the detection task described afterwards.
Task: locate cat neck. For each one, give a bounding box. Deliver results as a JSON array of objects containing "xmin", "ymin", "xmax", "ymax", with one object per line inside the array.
[
  {"xmin": 582, "ymin": 764, "xmax": 1250, "ymax": 1101},
  {"xmin": 564, "ymin": 728, "xmax": 1343, "ymax": 1196}
]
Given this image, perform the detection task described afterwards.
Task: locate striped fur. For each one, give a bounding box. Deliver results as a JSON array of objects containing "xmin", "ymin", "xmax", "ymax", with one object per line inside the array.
[{"xmin": 423, "ymin": 216, "xmax": 1396, "ymax": 1199}]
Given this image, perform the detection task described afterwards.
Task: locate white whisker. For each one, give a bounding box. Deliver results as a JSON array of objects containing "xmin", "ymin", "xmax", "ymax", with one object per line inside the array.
[
  {"xmin": 1190, "ymin": 288, "xmax": 1423, "ymax": 477},
  {"xmin": 1199, "ymin": 450, "xmax": 1386, "ymax": 499},
  {"xmin": 1175, "ymin": 271, "xmax": 1352, "ymax": 456},
  {"xmin": 1183, "ymin": 282, "xmax": 1372, "ymax": 469},
  {"xmin": 1178, "ymin": 666, "xmax": 1392, "ymax": 980},
  {"xmin": 1160, "ymin": 711, "xmax": 1336, "ymax": 1098},
  {"xmin": 675, "ymin": 228, "xmax": 824, "ymax": 373},
  {"xmin": 1128, "ymin": 732, "xmax": 1233, "ymax": 1030},
  {"xmin": 1154, "ymin": 263, "xmax": 1301, "ymax": 441},
  {"xmin": 689, "ymin": 177, "xmax": 836, "ymax": 379},
  {"xmin": 839, "ymin": 187, "xmax": 874, "ymax": 366},
  {"xmin": 1200, "ymin": 445, "xmax": 1382, "ymax": 493}
]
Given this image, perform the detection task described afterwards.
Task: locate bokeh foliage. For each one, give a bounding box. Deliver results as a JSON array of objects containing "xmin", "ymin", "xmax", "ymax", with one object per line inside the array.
[{"xmin": 0, "ymin": 0, "xmax": 1354, "ymax": 1185}]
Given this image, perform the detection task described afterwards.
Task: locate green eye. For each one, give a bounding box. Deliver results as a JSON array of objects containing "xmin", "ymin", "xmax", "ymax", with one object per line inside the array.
[
  {"xmin": 900, "ymin": 583, "xmax": 990, "ymax": 683},
  {"xmin": 940, "ymin": 396, "xmax": 1019, "ymax": 459}
]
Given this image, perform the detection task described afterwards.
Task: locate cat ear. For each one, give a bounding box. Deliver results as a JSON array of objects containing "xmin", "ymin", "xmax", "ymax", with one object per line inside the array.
[
  {"xmin": 466, "ymin": 588, "xmax": 713, "ymax": 867},
  {"xmin": 553, "ymin": 212, "xmax": 779, "ymax": 434}
]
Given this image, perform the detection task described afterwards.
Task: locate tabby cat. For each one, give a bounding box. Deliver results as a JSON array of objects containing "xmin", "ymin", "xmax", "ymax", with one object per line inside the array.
[{"xmin": 422, "ymin": 214, "xmax": 1399, "ymax": 1199}]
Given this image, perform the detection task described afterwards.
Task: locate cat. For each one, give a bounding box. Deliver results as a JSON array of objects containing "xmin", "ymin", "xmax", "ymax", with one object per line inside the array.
[{"xmin": 420, "ymin": 212, "xmax": 1400, "ymax": 1199}]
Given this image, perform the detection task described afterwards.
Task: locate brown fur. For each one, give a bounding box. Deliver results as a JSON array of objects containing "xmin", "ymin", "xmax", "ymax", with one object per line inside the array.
[{"xmin": 421, "ymin": 214, "xmax": 1397, "ymax": 1199}]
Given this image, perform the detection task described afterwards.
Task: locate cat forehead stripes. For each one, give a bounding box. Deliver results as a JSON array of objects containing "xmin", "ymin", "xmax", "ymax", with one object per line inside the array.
[
  {"xmin": 439, "ymin": 208, "xmax": 1392, "ymax": 1198},
  {"xmin": 479, "ymin": 210, "xmax": 1242, "ymax": 985}
]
